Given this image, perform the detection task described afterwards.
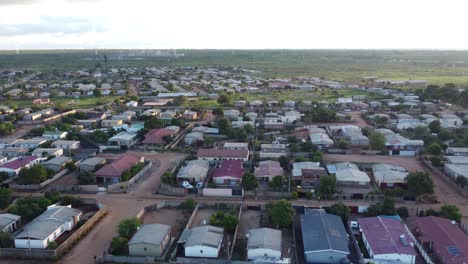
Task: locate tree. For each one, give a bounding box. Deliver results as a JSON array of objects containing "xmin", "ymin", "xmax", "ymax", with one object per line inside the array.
[
  {"xmin": 210, "ymin": 212, "xmax": 239, "ymax": 233},
  {"xmin": 291, "ymin": 191, "xmax": 298, "ymax": 199},
  {"xmin": 216, "ymin": 117, "xmax": 231, "ymax": 134},
  {"xmin": 212, "ymin": 108, "xmax": 224, "ymax": 116},
  {"xmin": 430, "ymin": 155, "xmax": 442, "ymax": 166},
  {"xmin": 428, "ymin": 120, "xmax": 441, "ymax": 134},
  {"xmin": 406, "ymin": 172, "xmax": 434, "ymax": 197},
  {"xmin": 65, "ymin": 161, "xmax": 76, "ymax": 171},
  {"xmin": 242, "ymin": 173, "xmax": 258, "ymax": 191},
  {"xmin": 217, "ymin": 93, "xmax": 232, "ymax": 105},
  {"xmin": 365, "ymin": 197, "xmax": 396, "ymax": 216},
  {"xmin": 0, "ymin": 122, "xmax": 14, "ymax": 136},
  {"xmin": 78, "ymin": 171, "xmax": 96, "ymax": 185},
  {"xmin": 369, "ymin": 132, "xmax": 386, "ymax": 151},
  {"xmin": 326, "ymin": 203, "xmax": 351, "ymax": 223},
  {"xmin": 93, "ymin": 88, "xmax": 102, "ymax": 97},
  {"xmin": 109, "ymin": 237, "xmax": 129, "ymax": 255},
  {"xmin": 456, "ymin": 176, "xmax": 468, "ymax": 188},
  {"xmin": 397, "ymin": 207, "xmax": 409, "ymax": 218},
  {"xmin": 162, "ymin": 135, "xmax": 173, "ymax": 145},
  {"xmin": 439, "ymin": 205, "xmax": 462, "ymax": 222},
  {"xmin": 278, "ymin": 155, "xmax": 290, "ymax": 170},
  {"xmin": 179, "ymin": 198, "xmax": 196, "ymax": 211},
  {"xmin": 0, "ymin": 188, "xmax": 11, "ymax": 210},
  {"xmin": 17, "ymin": 165, "xmax": 52, "ymax": 184},
  {"xmin": 8, "ymin": 197, "xmax": 51, "ymax": 221},
  {"xmin": 427, "ymin": 143, "xmax": 442, "ymax": 155},
  {"xmin": 0, "ymin": 231, "xmax": 12, "ymax": 248},
  {"xmin": 267, "ymin": 199, "xmax": 295, "ymax": 227},
  {"xmin": 173, "ymin": 95, "xmax": 188, "ymax": 107},
  {"xmin": 144, "ymin": 117, "xmax": 164, "ymax": 129},
  {"xmin": 60, "ymin": 195, "xmax": 81, "ymax": 207},
  {"xmin": 338, "ymin": 139, "xmax": 349, "ymax": 150},
  {"xmin": 269, "ymin": 176, "xmax": 284, "ymax": 190},
  {"xmin": 317, "ymin": 175, "xmax": 336, "ymax": 199},
  {"xmin": 117, "ymin": 218, "xmax": 142, "ymax": 239}
]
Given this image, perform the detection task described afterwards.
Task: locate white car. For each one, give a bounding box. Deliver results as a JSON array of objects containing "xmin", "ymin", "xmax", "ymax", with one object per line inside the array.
[
  {"xmin": 182, "ymin": 181, "xmax": 193, "ymax": 189},
  {"xmin": 195, "ymin": 182, "xmax": 204, "ymax": 189}
]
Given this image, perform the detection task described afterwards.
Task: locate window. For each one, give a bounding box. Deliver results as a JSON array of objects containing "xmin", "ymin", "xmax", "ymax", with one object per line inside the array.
[
  {"xmin": 144, "ymin": 247, "xmax": 147, "ymax": 251},
  {"xmin": 200, "ymin": 250, "xmax": 203, "ymax": 253}
]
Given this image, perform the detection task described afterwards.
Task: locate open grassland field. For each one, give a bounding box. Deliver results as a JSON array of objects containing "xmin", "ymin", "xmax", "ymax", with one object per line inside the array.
[
  {"xmin": 9, "ymin": 96, "xmax": 119, "ymax": 109},
  {"xmin": 2, "ymin": 50, "xmax": 468, "ymax": 85}
]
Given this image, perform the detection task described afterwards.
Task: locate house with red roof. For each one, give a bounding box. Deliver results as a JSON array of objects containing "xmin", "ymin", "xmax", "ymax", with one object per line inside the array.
[
  {"xmin": 95, "ymin": 155, "xmax": 144, "ymax": 184},
  {"xmin": 197, "ymin": 149, "xmax": 249, "ymax": 162},
  {"xmin": 141, "ymin": 128, "xmax": 178, "ymax": 146},
  {"xmin": 254, "ymin": 160, "xmax": 284, "ymax": 182},
  {"xmin": 412, "ymin": 216, "xmax": 468, "ymax": 264},
  {"xmin": 0, "ymin": 156, "xmax": 40, "ymax": 176},
  {"xmin": 212, "ymin": 160, "xmax": 244, "ymax": 186},
  {"xmin": 358, "ymin": 216, "xmax": 417, "ymax": 264}
]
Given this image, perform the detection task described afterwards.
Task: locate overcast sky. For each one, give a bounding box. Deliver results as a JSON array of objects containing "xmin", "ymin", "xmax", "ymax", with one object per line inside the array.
[{"xmin": 1, "ymin": 0, "xmax": 467, "ymax": 50}]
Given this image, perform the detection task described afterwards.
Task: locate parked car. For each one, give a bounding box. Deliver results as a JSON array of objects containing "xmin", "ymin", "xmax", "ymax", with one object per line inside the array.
[
  {"xmin": 195, "ymin": 182, "xmax": 204, "ymax": 189},
  {"xmin": 182, "ymin": 181, "xmax": 193, "ymax": 189}
]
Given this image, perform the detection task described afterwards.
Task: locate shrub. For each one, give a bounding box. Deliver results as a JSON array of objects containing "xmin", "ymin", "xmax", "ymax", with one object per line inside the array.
[
  {"xmin": 397, "ymin": 207, "xmax": 409, "ymax": 218},
  {"xmin": 47, "ymin": 241, "xmax": 58, "ymax": 249},
  {"xmin": 109, "ymin": 237, "xmax": 129, "ymax": 256},
  {"xmin": 291, "ymin": 191, "xmax": 298, "ymax": 199}
]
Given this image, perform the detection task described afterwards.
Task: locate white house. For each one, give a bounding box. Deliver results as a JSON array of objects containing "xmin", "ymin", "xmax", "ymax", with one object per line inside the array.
[
  {"xmin": 0, "ymin": 213, "xmax": 21, "ymax": 232},
  {"xmin": 247, "ymin": 228, "xmax": 282, "ymax": 261},
  {"xmin": 181, "ymin": 225, "xmax": 224, "ymax": 258},
  {"xmin": 14, "ymin": 205, "xmax": 82, "ymax": 249},
  {"xmin": 51, "ymin": 140, "xmax": 80, "ymax": 150},
  {"xmin": 42, "ymin": 131, "xmax": 68, "ymax": 140}
]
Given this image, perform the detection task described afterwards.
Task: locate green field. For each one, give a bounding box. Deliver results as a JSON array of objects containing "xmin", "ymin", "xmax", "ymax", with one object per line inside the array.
[
  {"xmin": 2, "ymin": 50, "xmax": 468, "ymax": 86},
  {"xmin": 4, "ymin": 96, "xmax": 119, "ymax": 109}
]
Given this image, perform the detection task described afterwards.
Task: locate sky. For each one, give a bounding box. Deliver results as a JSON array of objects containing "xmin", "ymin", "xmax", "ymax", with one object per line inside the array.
[{"xmin": 0, "ymin": 0, "xmax": 467, "ymax": 50}]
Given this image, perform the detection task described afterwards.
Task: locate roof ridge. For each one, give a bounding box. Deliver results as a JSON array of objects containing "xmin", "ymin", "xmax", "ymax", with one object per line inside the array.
[
  {"xmin": 320, "ymin": 211, "xmax": 333, "ymax": 250},
  {"xmin": 377, "ymin": 216, "xmax": 400, "ymax": 254}
]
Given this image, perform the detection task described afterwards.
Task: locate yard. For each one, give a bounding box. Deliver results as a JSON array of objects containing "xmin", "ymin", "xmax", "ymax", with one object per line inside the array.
[
  {"xmin": 142, "ymin": 208, "xmax": 191, "ymax": 238},
  {"xmin": 6, "ymin": 95, "xmax": 119, "ymax": 109}
]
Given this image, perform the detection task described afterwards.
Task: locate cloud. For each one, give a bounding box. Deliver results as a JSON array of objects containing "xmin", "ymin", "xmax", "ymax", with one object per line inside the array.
[
  {"xmin": 0, "ymin": 16, "xmax": 107, "ymax": 36},
  {"xmin": 0, "ymin": 0, "xmax": 43, "ymax": 5}
]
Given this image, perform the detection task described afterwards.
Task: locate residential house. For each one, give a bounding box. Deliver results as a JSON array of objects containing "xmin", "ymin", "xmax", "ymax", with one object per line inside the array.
[
  {"xmin": 222, "ymin": 142, "xmax": 249, "ymax": 150},
  {"xmin": 380, "ymin": 131, "xmax": 424, "ymax": 156},
  {"xmin": 0, "ymin": 156, "xmax": 40, "ymax": 176},
  {"xmin": 180, "ymin": 225, "xmax": 224, "ymax": 258},
  {"xmin": 2, "ymin": 147, "xmax": 29, "ymax": 158},
  {"xmin": 212, "ymin": 160, "xmax": 243, "ymax": 186},
  {"xmin": 358, "ymin": 216, "xmax": 416, "ymax": 264},
  {"xmin": 263, "ymin": 117, "xmax": 284, "ymax": 130},
  {"xmin": 14, "ymin": 205, "xmax": 82, "ymax": 249},
  {"xmin": 0, "ymin": 213, "xmax": 21, "ymax": 232},
  {"xmin": 197, "ymin": 149, "xmax": 249, "ymax": 162},
  {"xmin": 445, "ymin": 156, "xmax": 468, "ymax": 165},
  {"xmin": 283, "ymin": 111, "xmax": 301, "ymax": 124},
  {"xmin": 412, "ymin": 216, "xmax": 468, "ymax": 264},
  {"xmin": 254, "ymin": 160, "xmax": 284, "ymax": 182},
  {"xmin": 247, "ymin": 228, "xmax": 282, "ymax": 261},
  {"xmin": 43, "ymin": 156, "xmax": 72, "ymax": 172},
  {"xmin": 77, "ymin": 157, "xmax": 106, "ymax": 173},
  {"xmin": 142, "ymin": 128, "xmax": 178, "ymax": 146},
  {"xmin": 224, "ymin": 109, "xmax": 241, "ymax": 120},
  {"xmin": 108, "ymin": 132, "xmax": 138, "ymax": 150},
  {"xmin": 372, "ymin": 164, "xmax": 408, "ymax": 189},
  {"xmin": 292, "ymin": 162, "xmax": 327, "ymax": 187},
  {"xmin": 444, "ymin": 164, "xmax": 468, "ymax": 181},
  {"xmin": 95, "ymin": 155, "xmax": 144, "ymax": 184},
  {"xmin": 185, "ymin": 132, "xmax": 204, "ymax": 145},
  {"xmin": 126, "ymin": 101, "xmax": 138, "ymax": 107},
  {"xmin": 310, "ymin": 132, "xmax": 334, "ymax": 148},
  {"xmin": 128, "ymin": 224, "xmax": 171, "ymax": 257},
  {"xmin": 14, "ymin": 138, "xmax": 47, "ymax": 149},
  {"xmin": 51, "ymin": 140, "xmax": 80, "ymax": 150},
  {"xmin": 440, "ymin": 114, "xmax": 463, "ymax": 129},
  {"xmin": 446, "ymin": 147, "xmax": 468, "ymax": 156},
  {"xmin": 183, "ymin": 110, "xmax": 198, "ymax": 120},
  {"xmin": 159, "ymin": 110, "xmax": 177, "ymax": 120},
  {"xmin": 32, "ymin": 148, "xmax": 64, "ymax": 158},
  {"xmin": 259, "ymin": 144, "xmax": 288, "ymax": 159},
  {"xmin": 102, "ymin": 119, "xmax": 123, "ymax": 128},
  {"xmin": 300, "ymin": 210, "xmax": 349, "ymax": 263},
  {"xmin": 177, "ymin": 160, "xmax": 210, "ymax": 183},
  {"xmin": 42, "ymin": 131, "xmax": 68, "ymax": 140},
  {"xmin": 331, "ymin": 163, "xmax": 371, "ymax": 187},
  {"xmin": 192, "ymin": 126, "xmax": 219, "ymax": 135}
]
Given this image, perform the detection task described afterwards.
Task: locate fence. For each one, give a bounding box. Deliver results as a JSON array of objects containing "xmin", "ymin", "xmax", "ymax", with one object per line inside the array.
[
  {"xmin": 203, "ymin": 188, "xmax": 243, "ymax": 198},
  {"xmin": 402, "ymin": 223, "xmax": 434, "ymax": 264},
  {"xmin": 107, "ymin": 162, "xmax": 153, "ymax": 193},
  {"xmin": 158, "ymin": 183, "xmax": 186, "ymax": 196},
  {"xmin": 9, "ymin": 169, "xmax": 70, "ymax": 191},
  {"xmin": 244, "ymin": 190, "xmax": 289, "ymax": 199},
  {"xmin": 228, "ymin": 203, "xmax": 243, "ymax": 261}
]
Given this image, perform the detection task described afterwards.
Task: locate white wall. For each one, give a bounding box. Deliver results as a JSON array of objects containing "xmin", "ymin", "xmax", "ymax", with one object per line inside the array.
[
  {"xmin": 185, "ymin": 245, "xmax": 219, "ymax": 258},
  {"xmin": 248, "ymin": 248, "xmax": 281, "ymax": 260},
  {"xmin": 14, "ymin": 238, "xmax": 47, "ymax": 249},
  {"xmin": 374, "ymin": 253, "xmax": 415, "ymax": 264}
]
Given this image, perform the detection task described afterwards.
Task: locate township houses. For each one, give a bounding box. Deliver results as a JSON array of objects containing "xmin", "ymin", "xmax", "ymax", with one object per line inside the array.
[
  {"xmin": 292, "ymin": 161, "xmax": 326, "ymax": 187},
  {"xmin": 14, "ymin": 205, "xmax": 82, "ymax": 249},
  {"xmin": 77, "ymin": 157, "xmax": 106, "ymax": 173},
  {"xmin": 197, "ymin": 148, "xmax": 249, "ymax": 162},
  {"xmin": 101, "ymin": 119, "xmax": 123, "ymax": 128},
  {"xmin": 446, "ymin": 147, "xmax": 468, "ymax": 156},
  {"xmin": 259, "ymin": 144, "xmax": 288, "ymax": 159},
  {"xmin": 254, "ymin": 160, "xmax": 284, "ymax": 182},
  {"xmin": 128, "ymin": 224, "xmax": 172, "ymax": 257},
  {"xmin": 176, "ymin": 160, "xmax": 210, "ymax": 183},
  {"xmin": 247, "ymin": 228, "xmax": 282, "ymax": 261},
  {"xmin": 358, "ymin": 216, "xmax": 417, "ymax": 264},
  {"xmin": 43, "ymin": 156, "xmax": 72, "ymax": 172},
  {"xmin": 328, "ymin": 162, "xmax": 371, "ymax": 187},
  {"xmin": 372, "ymin": 164, "xmax": 408, "ymax": 188},
  {"xmin": 95, "ymin": 155, "xmax": 144, "ymax": 184},
  {"xmin": 411, "ymin": 216, "xmax": 468, "ymax": 264},
  {"xmin": 31, "ymin": 148, "xmax": 63, "ymax": 158},
  {"xmin": 13, "ymin": 138, "xmax": 47, "ymax": 149},
  {"xmin": 0, "ymin": 213, "xmax": 21, "ymax": 232},
  {"xmin": 212, "ymin": 160, "xmax": 243, "ymax": 186},
  {"xmin": 2, "ymin": 147, "xmax": 29, "ymax": 158},
  {"xmin": 42, "ymin": 131, "xmax": 68, "ymax": 140},
  {"xmin": 179, "ymin": 225, "xmax": 224, "ymax": 258},
  {"xmin": 222, "ymin": 142, "xmax": 249, "ymax": 150},
  {"xmin": 108, "ymin": 131, "xmax": 138, "ymax": 150},
  {"xmin": 300, "ymin": 210, "xmax": 349, "ymax": 264},
  {"xmin": 376, "ymin": 129, "xmax": 424, "ymax": 156},
  {"xmin": 142, "ymin": 127, "xmax": 179, "ymax": 146},
  {"xmin": 0, "ymin": 156, "xmax": 40, "ymax": 176},
  {"xmin": 51, "ymin": 140, "xmax": 80, "ymax": 150}
]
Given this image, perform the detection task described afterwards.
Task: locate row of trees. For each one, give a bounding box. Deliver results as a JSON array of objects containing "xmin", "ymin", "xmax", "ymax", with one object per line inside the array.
[{"xmin": 110, "ymin": 218, "xmax": 142, "ymax": 256}]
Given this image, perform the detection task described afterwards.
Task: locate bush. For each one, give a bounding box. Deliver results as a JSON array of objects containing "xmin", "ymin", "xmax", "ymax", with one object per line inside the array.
[
  {"xmin": 291, "ymin": 191, "xmax": 298, "ymax": 199},
  {"xmin": 65, "ymin": 161, "xmax": 76, "ymax": 171},
  {"xmin": 117, "ymin": 218, "xmax": 141, "ymax": 239},
  {"xmin": 210, "ymin": 212, "xmax": 239, "ymax": 233},
  {"xmin": 78, "ymin": 171, "xmax": 96, "ymax": 185},
  {"xmin": 47, "ymin": 241, "xmax": 58, "ymax": 249},
  {"xmin": 8, "ymin": 197, "xmax": 52, "ymax": 221},
  {"xmin": 109, "ymin": 237, "xmax": 129, "ymax": 256},
  {"xmin": 180, "ymin": 198, "xmax": 196, "ymax": 211},
  {"xmin": 17, "ymin": 164, "xmax": 55, "ymax": 184},
  {"xmin": 430, "ymin": 155, "xmax": 442, "ymax": 166},
  {"xmin": 406, "ymin": 171, "xmax": 434, "ymax": 197},
  {"xmin": 266, "ymin": 199, "xmax": 295, "ymax": 227},
  {"xmin": 241, "ymin": 173, "xmax": 258, "ymax": 191},
  {"xmin": 60, "ymin": 195, "xmax": 81, "ymax": 207},
  {"xmin": 0, "ymin": 188, "xmax": 12, "ymax": 210},
  {"xmin": 397, "ymin": 207, "xmax": 409, "ymax": 218}
]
